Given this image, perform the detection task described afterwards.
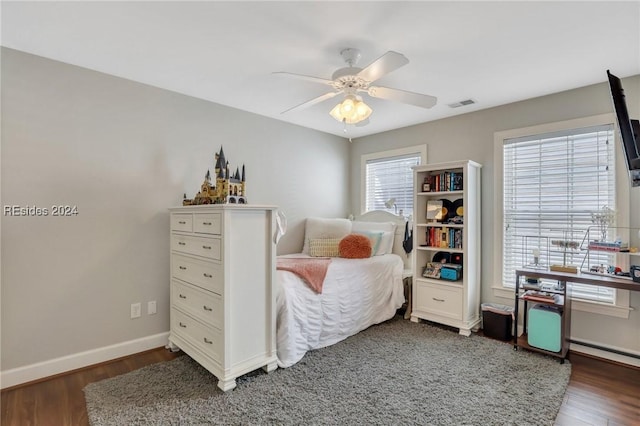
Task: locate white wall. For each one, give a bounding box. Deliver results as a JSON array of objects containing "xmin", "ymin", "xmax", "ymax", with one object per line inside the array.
[
  {"xmin": 351, "ymin": 75, "xmax": 640, "ymax": 360},
  {"xmin": 0, "ymin": 48, "xmax": 348, "ymax": 379}
]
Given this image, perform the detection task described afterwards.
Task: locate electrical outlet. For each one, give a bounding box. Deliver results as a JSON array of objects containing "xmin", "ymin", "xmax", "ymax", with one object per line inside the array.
[
  {"xmin": 148, "ymin": 300, "xmax": 157, "ymax": 315},
  {"xmin": 131, "ymin": 302, "xmax": 141, "ymax": 319}
]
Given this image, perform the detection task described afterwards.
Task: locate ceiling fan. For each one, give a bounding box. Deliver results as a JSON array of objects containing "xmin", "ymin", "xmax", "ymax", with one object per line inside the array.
[{"xmin": 275, "ymin": 48, "xmax": 437, "ymax": 126}]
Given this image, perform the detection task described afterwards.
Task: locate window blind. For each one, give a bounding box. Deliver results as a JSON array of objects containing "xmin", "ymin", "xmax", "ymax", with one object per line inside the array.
[
  {"xmin": 365, "ymin": 153, "xmax": 420, "ymax": 217},
  {"xmin": 503, "ymin": 124, "xmax": 616, "ymax": 303}
]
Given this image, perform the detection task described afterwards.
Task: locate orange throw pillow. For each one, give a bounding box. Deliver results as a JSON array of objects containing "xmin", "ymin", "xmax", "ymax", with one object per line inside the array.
[{"xmin": 339, "ymin": 234, "xmax": 372, "ymax": 259}]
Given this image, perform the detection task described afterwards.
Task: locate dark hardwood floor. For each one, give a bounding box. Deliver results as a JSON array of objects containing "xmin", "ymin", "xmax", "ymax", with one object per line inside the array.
[
  {"xmin": 1, "ymin": 348, "xmax": 182, "ymax": 426},
  {"xmin": 1, "ymin": 347, "xmax": 638, "ymax": 425},
  {"xmin": 555, "ymin": 353, "xmax": 640, "ymax": 426}
]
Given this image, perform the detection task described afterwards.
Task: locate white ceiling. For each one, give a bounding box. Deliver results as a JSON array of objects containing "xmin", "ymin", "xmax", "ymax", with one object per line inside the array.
[{"xmin": 2, "ymin": 1, "xmax": 639, "ymax": 139}]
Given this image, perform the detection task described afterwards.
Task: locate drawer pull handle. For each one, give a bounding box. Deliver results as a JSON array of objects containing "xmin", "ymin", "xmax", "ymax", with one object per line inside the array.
[
  {"xmin": 178, "ymin": 242, "xmax": 186, "ymax": 246},
  {"xmin": 432, "ymin": 298, "xmax": 445, "ymax": 302},
  {"xmin": 179, "ymin": 266, "xmax": 187, "ymax": 270},
  {"xmin": 179, "ymin": 294, "xmax": 186, "ymax": 299},
  {"xmin": 202, "ymin": 222, "xmax": 212, "ymax": 226},
  {"xmin": 179, "ymin": 322, "xmax": 187, "ymax": 328},
  {"xmin": 204, "ymin": 338, "xmax": 213, "ymax": 344},
  {"xmin": 202, "ymin": 245, "xmax": 212, "ymax": 250},
  {"xmin": 178, "ymin": 221, "xmax": 186, "ymax": 224},
  {"xmin": 203, "ymin": 273, "xmax": 212, "ymax": 278},
  {"xmin": 203, "ymin": 305, "xmax": 213, "ymax": 311}
]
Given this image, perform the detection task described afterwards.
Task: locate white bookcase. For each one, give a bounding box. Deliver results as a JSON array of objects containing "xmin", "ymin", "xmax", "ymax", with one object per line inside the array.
[{"xmin": 410, "ymin": 160, "xmax": 482, "ymax": 336}]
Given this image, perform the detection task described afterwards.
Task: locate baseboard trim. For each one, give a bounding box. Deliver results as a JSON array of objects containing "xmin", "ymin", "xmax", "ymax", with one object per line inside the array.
[
  {"xmin": 1, "ymin": 332, "xmax": 169, "ymax": 390},
  {"xmin": 569, "ymin": 340, "xmax": 640, "ymax": 368}
]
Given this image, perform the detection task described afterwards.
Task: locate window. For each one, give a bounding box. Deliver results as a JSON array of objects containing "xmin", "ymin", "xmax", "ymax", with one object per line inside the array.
[
  {"xmin": 361, "ymin": 145, "xmax": 427, "ymax": 218},
  {"xmin": 502, "ymin": 124, "xmax": 616, "ymax": 303},
  {"xmin": 495, "ymin": 115, "xmax": 630, "ymax": 317}
]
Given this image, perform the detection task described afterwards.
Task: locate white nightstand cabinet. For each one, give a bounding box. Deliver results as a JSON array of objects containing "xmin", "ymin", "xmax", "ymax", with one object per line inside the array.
[
  {"xmin": 168, "ymin": 205, "xmax": 278, "ymax": 391},
  {"xmin": 411, "ymin": 161, "xmax": 482, "ymax": 336}
]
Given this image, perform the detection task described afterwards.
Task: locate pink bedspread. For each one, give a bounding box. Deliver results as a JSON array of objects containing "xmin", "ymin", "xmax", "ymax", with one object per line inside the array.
[{"xmin": 276, "ymin": 257, "xmax": 331, "ymax": 293}]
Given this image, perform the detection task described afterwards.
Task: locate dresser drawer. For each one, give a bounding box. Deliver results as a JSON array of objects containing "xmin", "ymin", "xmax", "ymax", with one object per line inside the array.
[
  {"xmin": 171, "ymin": 309, "xmax": 222, "ymax": 362},
  {"xmin": 172, "ymin": 280, "xmax": 223, "ymax": 329},
  {"xmin": 194, "ymin": 213, "xmax": 222, "ymax": 235},
  {"xmin": 172, "ymin": 254, "xmax": 223, "ymax": 295},
  {"xmin": 171, "ymin": 214, "xmax": 193, "ymax": 232},
  {"xmin": 415, "ymin": 281, "xmax": 463, "ymax": 320},
  {"xmin": 171, "ymin": 234, "xmax": 221, "ymax": 260}
]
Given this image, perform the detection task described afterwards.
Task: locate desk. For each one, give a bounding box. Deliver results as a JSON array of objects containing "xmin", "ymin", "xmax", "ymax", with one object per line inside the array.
[{"xmin": 514, "ymin": 268, "xmax": 640, "ymax": 362}]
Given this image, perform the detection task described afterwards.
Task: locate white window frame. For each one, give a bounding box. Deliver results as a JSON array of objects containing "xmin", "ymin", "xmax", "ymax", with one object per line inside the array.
[
  {"xmin": 493, "ymin": 114, "xmax": 631, "ymax": 318},
  {"xmin": 360, "ymin": 144, "xmax": 427, "ymax": 216}
]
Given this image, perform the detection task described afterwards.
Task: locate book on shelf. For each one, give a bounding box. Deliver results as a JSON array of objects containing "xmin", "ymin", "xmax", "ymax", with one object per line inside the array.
[
  {"xmin": 425, "ymin": 226, "xmax": 463, "ymax": 249},
  {"xmin": 427, "ymin": 171, "xmax": 463, "ymax": 192}
]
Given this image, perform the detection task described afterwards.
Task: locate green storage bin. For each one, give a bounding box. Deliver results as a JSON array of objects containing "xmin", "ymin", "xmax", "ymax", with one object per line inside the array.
[{"xmin": 528, "ymin": 305, "xmax": 561, "ymax": 352}]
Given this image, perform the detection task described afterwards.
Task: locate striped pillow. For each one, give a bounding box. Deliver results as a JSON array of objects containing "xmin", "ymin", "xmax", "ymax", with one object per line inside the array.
[{"xmin": 308, "ymin": 238, "xmax": 341, "ymax": 257}]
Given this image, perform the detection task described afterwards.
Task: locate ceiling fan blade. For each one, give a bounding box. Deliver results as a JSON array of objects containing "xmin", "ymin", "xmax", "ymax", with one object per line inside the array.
[
  {"xmin": 273, "ymin": 72, "xmax": 334, "ymax": 86},
  {"xmin": 357, "ymin": 51, "xmax": 409, "ymax": 82},
  {"xmin": 281, "ymin": 91, "xmax": 340, "ymax": 114},
  {"xmin": 368, "ymin": 86, "xmax": 437, "ymax": 109}
]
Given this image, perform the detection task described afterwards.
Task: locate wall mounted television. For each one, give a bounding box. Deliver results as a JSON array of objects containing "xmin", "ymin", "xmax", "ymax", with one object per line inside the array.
[{"xmin": 606, "ymin": 70, "xmax": 640, "ymax": 187}]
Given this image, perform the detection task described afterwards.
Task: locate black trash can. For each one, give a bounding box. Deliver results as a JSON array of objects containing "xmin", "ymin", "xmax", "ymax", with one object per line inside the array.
[{"xmin": 481, "ymin": 303, "xmax": 514, "ymax": 341}]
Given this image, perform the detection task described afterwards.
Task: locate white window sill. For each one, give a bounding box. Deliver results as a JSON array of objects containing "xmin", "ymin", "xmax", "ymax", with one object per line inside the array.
[{"xmin": 492, "ymin": 286, "xmax": 631, "ymax": 319}]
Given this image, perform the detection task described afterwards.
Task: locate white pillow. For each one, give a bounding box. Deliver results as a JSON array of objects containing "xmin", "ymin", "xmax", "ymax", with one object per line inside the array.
[
  {"xmin": 352, "ymin": 231, "xmax": 384, "ymax": 257},
  {"xmin": 302, "ymin": 218, "xmax": 352, "ymax": 254},
  {"xmin": 351, "ymin": 221, "xmax": 397, "ymax": 255}
]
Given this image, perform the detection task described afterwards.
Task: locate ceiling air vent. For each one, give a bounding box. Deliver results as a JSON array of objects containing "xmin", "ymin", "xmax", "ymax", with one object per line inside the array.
[{"xmin": 448, "ymin": 99, "xmax": 476, "ymax": 108}]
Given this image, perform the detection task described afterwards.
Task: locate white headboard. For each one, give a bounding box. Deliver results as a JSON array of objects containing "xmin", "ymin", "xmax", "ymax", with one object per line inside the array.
[{"xmin": 356, "ymin": 210, "xmax": 412, "ymax": 271}]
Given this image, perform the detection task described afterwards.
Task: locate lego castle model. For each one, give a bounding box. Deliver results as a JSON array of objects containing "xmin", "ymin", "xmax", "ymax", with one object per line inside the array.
[{"xmin": 183, "ymin": 146, "xmax": 247, "ymax": 205}]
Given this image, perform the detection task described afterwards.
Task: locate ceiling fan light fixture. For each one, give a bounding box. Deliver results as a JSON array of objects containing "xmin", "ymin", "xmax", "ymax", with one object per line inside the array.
[{"xmin": 329, "ymin": 95, "xmax": 372, "ymax": 124}]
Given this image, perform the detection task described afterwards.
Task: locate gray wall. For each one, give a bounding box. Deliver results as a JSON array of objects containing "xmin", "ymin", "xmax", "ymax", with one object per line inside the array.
[
  {"xmin": 1, "ymin": 48, "xmax": 348, "ymax": 370},
  {"xmin": 351, "ymin": 75, "xmax": 640, "ymax": 358}
]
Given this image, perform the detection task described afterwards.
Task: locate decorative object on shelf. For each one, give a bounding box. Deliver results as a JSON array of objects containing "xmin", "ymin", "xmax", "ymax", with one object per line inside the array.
[
  {"xmin": 579, "ymin": 225, "xmax": 639, "ymax": 280},
  {"xmin": 440, "ymin": 263, "xmax": 462, "ymax": 281},
  {"xmin": 522, "ymin": 236, "xmax": 549, "ymax": 270},
  {"xmin": 590, "ymin": 206, "xmax": 615, "ymax": 242},
  {"xmin": 533, "ymin": 249, "xmax": 541, "ymax": 265},
  {"xmin": 439, "ymin": 199, "xmax": 453, "ymax": 222},
  {"xmin": 422, "ymin": 177, "xmax": 430, "ymax": 192},
  {"xmin": 183, "ymin": 146, "xmax": 247, "ymax": 205},
  {"xmin": 422, "ymin": 262, "xmax": 443, "ymax": 279},
  {"xmin": 452, "ymin": 198, "xmax": 464, "ymax": 218},
  {"xmin": 426, "ymin": 200, "xmax": 443, "ymax": 222},
  {"xmin": 549, "ymin": 238, "xmax": 579, "ymax": 273}
]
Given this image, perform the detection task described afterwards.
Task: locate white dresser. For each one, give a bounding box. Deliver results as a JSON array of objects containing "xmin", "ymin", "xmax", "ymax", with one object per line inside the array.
[{"xmin": 168, "ymin": 204, "xmax": 278, "ymax": 391}]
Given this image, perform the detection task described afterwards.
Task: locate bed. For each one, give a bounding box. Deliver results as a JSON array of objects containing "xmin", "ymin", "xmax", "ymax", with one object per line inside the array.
[{"xmin": 275, "ymin": 211, "xmax": 409, "ymax": 368}]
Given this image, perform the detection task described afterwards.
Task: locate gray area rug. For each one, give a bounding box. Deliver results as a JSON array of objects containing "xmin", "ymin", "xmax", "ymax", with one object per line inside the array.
[{"xmin": 84, "ymin": 317, "xmax": 571, "ymax": 425}]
